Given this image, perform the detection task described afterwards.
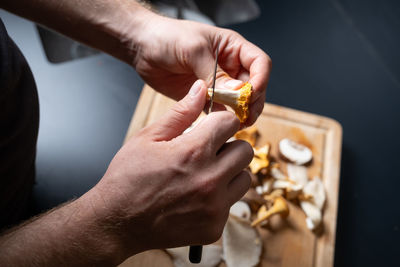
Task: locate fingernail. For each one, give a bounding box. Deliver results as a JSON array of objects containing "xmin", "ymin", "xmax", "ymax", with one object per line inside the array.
[
  {"xmin": 225, "ymin": 79, "xmax": 243, "ymax": 89},
  {"xmin": 189, "ymin": 80, "xmax": 203, "ymax": 97}
]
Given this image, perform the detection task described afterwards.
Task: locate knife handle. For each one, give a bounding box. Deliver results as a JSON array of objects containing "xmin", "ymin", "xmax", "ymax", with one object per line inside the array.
[{"xmin": 189, "ymin": 245, "xmax": 203, "ymax": 263}]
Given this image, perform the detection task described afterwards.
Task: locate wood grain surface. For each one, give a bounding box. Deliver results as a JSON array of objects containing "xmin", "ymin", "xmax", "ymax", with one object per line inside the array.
[{"xmin": 120, "ymin": 85, "xmax": 342, "ymax": 267}]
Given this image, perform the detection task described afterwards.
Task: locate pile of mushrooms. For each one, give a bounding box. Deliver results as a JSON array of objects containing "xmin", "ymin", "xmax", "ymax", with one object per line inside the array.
[{"xmin": 233, "ymin": 127, "xmax": 326, "ymax": 231}]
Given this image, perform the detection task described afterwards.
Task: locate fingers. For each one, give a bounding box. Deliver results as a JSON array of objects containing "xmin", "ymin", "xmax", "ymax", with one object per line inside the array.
[
  {"xmin": 146, "ymin": 80, "xmax": 207, "ymax": 141},
  {"xmin": 181, "ymin": 111, "xmax": 240, "ymax": 153},
  {"xmin": 238, "ymin": 41, "xmax": 271, "ymax": 102},
  {"xmin": 226, "ymin": 171, "xmax": 252, "ymax": 206},
  {"xmin": 216, "ymin": 140, "xmax": 254, "ymax": 182},
  {"xmin": 244, "ymin": 94, "xmax": 266, "ymax": 127}
]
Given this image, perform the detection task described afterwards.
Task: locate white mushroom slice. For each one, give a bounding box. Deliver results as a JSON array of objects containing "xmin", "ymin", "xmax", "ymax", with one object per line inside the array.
[
  {"xmin": 270, "ymin": 165, "xmax": 287, "ymax": 180},
  {"xmin": 223, "ymin": 215, "xmax": 262, "ymax": 267},
  {"xmin": 300, "ymin": 177, "xmax": 325, "ymax": 230},
  {"xmin": 255, "ymin": 185, "xmax": 263, "ymax": 195},
  {"xmin": 166, "ymin": 245, "xmax": 222, "ymax": 267},
  {"xmin": 300, "ymin": 201, "xmax": 322, "ymax": 230},
  {"xmin": 287, "ymin": 163, "xmax": 309, "ymax": 187},
  {"xmin": 279, "ymin": 138, "xmax": 312, "ymax": 165},
  {"xmin": 272, "ymin": 179, "xmax": 303, "ymax": 200},
  {"xmin": 262, "ymin": 178, "xmax": 273, "ymax": 195},
  {"xmin": 230, "ymin": 201, "xmax": 251, "ymax": 221},
  {"xmin": 303, "ymin": 176, "xmax": 326, "ymax": 210},
  {"xmin": 272, "ymin": 179, "xmax": 293, "ymax": 190}
]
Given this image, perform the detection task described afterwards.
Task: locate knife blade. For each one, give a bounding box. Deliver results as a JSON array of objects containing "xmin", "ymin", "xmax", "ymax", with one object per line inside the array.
[
  {"xmin": 189, "ymin": 38, "xmax": 221, "ymax": 264},
  {"xmin": 208, "ymin": 37, "xmax": 220, "ymax": 114}
]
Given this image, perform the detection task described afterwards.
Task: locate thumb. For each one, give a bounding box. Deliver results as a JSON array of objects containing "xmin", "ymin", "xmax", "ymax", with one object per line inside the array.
[{"xmin": 149, "ymin": 80, "xmax": 207, "ymax": 141}]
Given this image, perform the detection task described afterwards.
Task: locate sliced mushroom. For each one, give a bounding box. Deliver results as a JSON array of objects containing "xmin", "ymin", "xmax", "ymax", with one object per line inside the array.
[
  {"xmin": 251, "ymin": 196, "xmax": 289, "ymax": 227},
  {"xmin": 300, "ymin": 201, "xmax": 321, "ymax": 231},
  {"xmin": 270, "ymin": 163, "xmax": 288, "ymax": 180},
  {"xmin": 303, "ymin": 176, "xmax": 326, "ymax": 210},
  {"xmin": 166, "ymin": 245, "xmax": 222, "ymax": 267},
  {"xmin": 261, "ymin": 178, "xmax": 273, "ymax": 195},
  {"xmin": 230, "ymin": 201, "xmax": 252, "ymax": 221},
  {"xmin": 287, "ymin": 163, "xmax": 309, "ymax": 187},
  {"xmin": 208, "ymin": 82, "xmax": 252, "ymax": 123},
  {"xmin": 234, "ymin": 126, "xmax": 258, "ymax": 147},
  {"xmin": 254, "ymin": 178, "xmax": 273, "ymax": 196},
  {"xmin": 279, "ymin": 138, "xmax": 312, "ymax": 165},
  {"xmin": 300, "ymin": 177, "xmax": 326, "ymax": 230},
  {"xmin": 223, "ymin": 215, "xmax": 262, "ymax": 267}
]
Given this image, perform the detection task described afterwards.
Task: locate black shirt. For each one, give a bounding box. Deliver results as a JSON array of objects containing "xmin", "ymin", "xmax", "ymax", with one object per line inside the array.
[{"xmin": 0, "ymin": 18, "xmax": 39, "ymax": 229}]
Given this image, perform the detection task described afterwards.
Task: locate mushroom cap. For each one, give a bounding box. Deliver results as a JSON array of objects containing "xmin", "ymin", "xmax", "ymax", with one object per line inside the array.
[
  {"xmin": 303, "ymin": 176, "xmax": 326, "ymax": 210},
  {"xmin": 287, "ymin": 163, "xmax": 309, "ymax": 187},
  {"xmin": 223, "ymin": 215, "xmax": 262, "ymax": 267},
  {"xmin": 234, "ymin": 126, "xmax": 258, "ymax": 147},
  {"xmin": 270, "ymin": 164, "xmax": 288, "ymax": 180},
  {"xmin": 300, "ymin": 201, "xmax": 322, "ymax": 230},
  {"xmin": 230, "ymin": 201, "xmax": 252, "ymax": 221},
  {"xmin": 279, "ymin": 138, "xmax": 312, "ymax": 165},
  {"xmin": 234, "ymin": 83, "xmax": 252, "ymax": 123}
]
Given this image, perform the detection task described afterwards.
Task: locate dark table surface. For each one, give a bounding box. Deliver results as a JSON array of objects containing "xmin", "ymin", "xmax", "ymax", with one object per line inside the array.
[{"xmin": 229, "ymin": 0, "xmax": 400, "ymax": 266}]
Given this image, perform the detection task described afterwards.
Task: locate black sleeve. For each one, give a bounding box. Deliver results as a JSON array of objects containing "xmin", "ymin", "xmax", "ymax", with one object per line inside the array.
[{"xmin": 0, "ymin": 18, "xmax": 39, "ymax": 229}]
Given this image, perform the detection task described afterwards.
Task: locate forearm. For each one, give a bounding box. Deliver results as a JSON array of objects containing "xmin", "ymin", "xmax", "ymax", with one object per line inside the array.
[
  {"xmin": 0, "ymin": 189, "xmax": 127, "ymax": 267},
  {"xmin": 1, "ymin": 0, "xmax": 154, "ymax": 64}
]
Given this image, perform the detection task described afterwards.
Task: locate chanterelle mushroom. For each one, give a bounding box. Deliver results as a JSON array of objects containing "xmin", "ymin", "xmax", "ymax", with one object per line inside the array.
[
  {"xmin": 251, "ymin": 196, "xmax": 289, "ymax": 227},
  {"xmin": 279, "ymin": 138, "xmax": 312, "ymax": 165},
  {"xmin": 249, "ymin": 144, "xmax": 270, "ymax": 174},
  {"xmin": 234, "ymin": 126, "xmax": 258, "ymax": 147},
  {"xmin": 207, "ymin": 82, "xmax": 252, "ymax": 123}
]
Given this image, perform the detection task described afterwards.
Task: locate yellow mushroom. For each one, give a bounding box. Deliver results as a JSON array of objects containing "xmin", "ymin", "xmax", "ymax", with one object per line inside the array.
[
  {"xmin": 207, "ymin": 82, "xmax": 252, "ymax": 123},
  {"xmin": 251, "ymin": 196, "xmax": 289, "ymax": 227},
  {"xmin": 234, "ymin": 126, "xmax": 258, "ymax": 147},
  {"xmin": 249, "ymin": 144, "xmax": 270, "ymax": 174}
]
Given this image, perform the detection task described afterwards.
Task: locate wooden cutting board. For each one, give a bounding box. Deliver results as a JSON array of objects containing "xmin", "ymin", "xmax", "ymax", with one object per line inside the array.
[{"xmin": 120, "ymin": 85, "xmax": 342, "ymax": 267}]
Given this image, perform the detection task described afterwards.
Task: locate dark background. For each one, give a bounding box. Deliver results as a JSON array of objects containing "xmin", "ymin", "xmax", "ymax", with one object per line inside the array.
[
  {"xmin": 1, "ymin": 0, "xmax": 400, "ymax": 266},
  {"xmin": 228, "ymin": 0, "xmax": 400, "ymax": 266}
]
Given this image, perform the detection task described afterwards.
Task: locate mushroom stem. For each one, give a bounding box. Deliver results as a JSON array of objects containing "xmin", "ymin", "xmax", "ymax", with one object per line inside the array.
[
  {"xmin": 207, "ymin": 83, "xmax": 252, "ymax": 123},
  {"xmin": 251, "ymin": 196, "xmax": 289, "ymax": 227}
]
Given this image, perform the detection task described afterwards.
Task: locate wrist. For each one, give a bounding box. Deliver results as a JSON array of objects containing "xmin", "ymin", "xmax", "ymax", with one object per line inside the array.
[
  {"xmin": 76, "ymin": 187, "xmax": 130, "ymax": 265},
  {"xmin": 98, "ymin": 1, "xmax": 160, "ymax": 65}
]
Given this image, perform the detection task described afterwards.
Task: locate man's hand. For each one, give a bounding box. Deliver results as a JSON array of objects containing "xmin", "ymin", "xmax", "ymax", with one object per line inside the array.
[
  {"xmin": 131, "ymin": 15, "xmax": 271, "ymax": 126},
  {"xmin": 2, "ymin": 0, "xmax": 271, "ymax": 125},
  {"xmin": 93, "ymin": 80, "xmax": 253, "ymax": 255},
  {"xmin": 0, "ymin": 80, "xmax": 253, "ymax": 266}
]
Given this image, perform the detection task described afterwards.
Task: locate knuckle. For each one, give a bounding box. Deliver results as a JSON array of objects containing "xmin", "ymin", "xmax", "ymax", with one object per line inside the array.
[
  {"xmin": 196, "ymin": 178, "xmax": 218, "ymax": 198},
  {"xmin": 182, "ymin": 142, "xmax": 208, "ymax": 164},
  {"xmin": 215, "ymin": 111, "xmax": 240, "ymax": 129}
]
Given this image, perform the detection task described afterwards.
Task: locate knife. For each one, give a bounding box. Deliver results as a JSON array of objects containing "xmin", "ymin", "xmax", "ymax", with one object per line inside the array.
[{"xmin": 189, "ymin": 37, "xmax": 220, "ymax": 264}]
